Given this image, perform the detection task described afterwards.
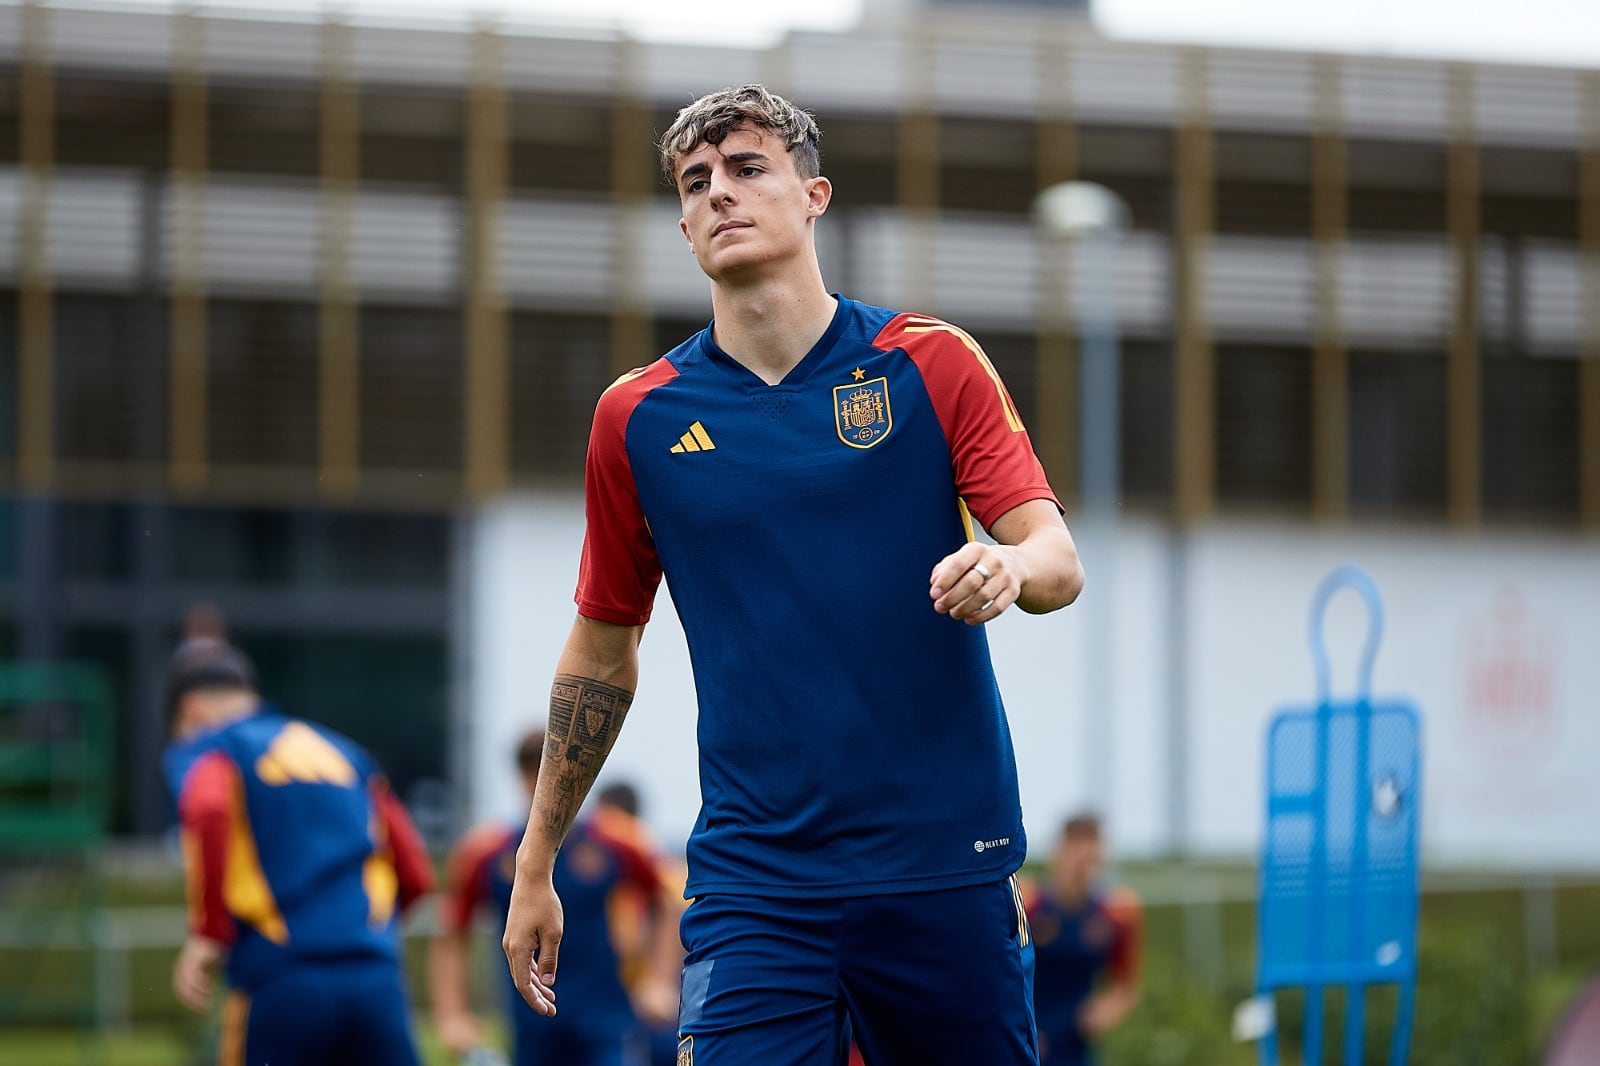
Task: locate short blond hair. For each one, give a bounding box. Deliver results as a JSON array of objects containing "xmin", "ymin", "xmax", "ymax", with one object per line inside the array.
[{"xmin": 658, "ymin": 84, "xmax": 821, "ymax": 184}]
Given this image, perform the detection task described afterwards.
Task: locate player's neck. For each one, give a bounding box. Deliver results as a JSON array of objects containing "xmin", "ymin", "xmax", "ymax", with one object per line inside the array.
[
  {"xmin": 176, "ymin": 692, "xmax": 260, "ymax": 739},
  {"xmin": 708, "ymin": 269, "xmax": 836, "ymax": 386},
  {"xmin": 1052, "ymin": 880, "xmax": 1093, "ymax": 908}
]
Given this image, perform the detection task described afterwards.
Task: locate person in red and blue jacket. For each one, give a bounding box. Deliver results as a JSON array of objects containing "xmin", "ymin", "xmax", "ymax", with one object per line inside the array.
[
  {"xmin": 1024, "ymin": 814, "xmax": 1142, "ymax": 1066},
  {"xmin": 431, "ymin": 729, "xmax": 679, "ymax": 1066},
  {"xmin": 161, "ymin": 635, "xmax": 435, "ymax": 1066}
]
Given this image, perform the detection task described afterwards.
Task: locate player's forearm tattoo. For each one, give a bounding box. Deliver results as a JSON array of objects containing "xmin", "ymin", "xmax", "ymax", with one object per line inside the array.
[{"xmin": 543, "ymin": 674, "xmax": 634, "ymax": 840}]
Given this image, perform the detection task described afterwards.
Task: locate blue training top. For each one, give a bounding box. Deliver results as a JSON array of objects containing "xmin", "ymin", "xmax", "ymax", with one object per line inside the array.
[
  {"xmin": 577, "ymin": 296, "xmax": 1060, "ymax": 899},
  {"xmin": 163, "ymin": 711, "xmax": 411, "ymax": 990}
]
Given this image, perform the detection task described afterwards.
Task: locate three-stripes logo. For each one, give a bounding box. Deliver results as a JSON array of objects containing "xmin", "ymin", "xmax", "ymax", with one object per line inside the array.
[{"xmin": 670, "ymin": 421, "xmax": 716, "ymax": 454}]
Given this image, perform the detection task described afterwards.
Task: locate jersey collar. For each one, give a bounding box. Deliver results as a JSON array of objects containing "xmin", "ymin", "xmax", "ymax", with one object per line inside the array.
[{"xmin": 699, "ymin": 295, "xmax": 852, "ymax": 390}]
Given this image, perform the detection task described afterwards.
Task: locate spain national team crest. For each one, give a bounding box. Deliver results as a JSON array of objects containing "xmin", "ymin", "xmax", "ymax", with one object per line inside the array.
[
  {"xmin": 677, "ymin": 1035, "xmax": 694, "ymax": 1066},
  {"xmin": 834, "ymin": 376, "xmax": 893, "ymax": 449}
]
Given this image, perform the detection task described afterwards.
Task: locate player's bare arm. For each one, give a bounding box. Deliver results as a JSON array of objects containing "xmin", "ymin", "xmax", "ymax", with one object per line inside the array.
[
  {"xmin": 504, "ymin": 616, "xmax": 643, "ymax": 1017},
  {"xmin": 541, "ymin": 675, "xmax": 635, "ymax": 839},
  {"xmin": 428, "ymin": 926, "xmax": 483, "ymax": 1054},
  {"xmin": 931, "ymin": 498, "xmax": 1083, "ymax": 625}
]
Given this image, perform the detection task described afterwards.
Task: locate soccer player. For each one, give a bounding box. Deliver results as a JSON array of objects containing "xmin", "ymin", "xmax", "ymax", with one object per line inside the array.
[
  {"xmin": 502, "ymin": 84, "xmax": 1084, "ymax": 1066},
  {"xmin": 588, "ymin": 782, "xmax": 689, "ymax": 1066},
  {"xmin": 1025, "ymin": 814, "xmax": 1142, "ymax": 1066},
  {"xmin": 432, "ymin": 730, "xmax": 678, "ymax": 1066},
  {"xmin": 161, "ymin": 635, "xmax": 434, "ymax": 1066}
]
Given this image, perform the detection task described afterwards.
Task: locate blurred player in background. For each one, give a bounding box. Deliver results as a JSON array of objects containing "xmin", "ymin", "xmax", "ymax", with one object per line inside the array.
[
  {"xmin": 502, "ymin": 83, "xmax": 1083, "ymax": 1066},
  {"xmin": 1025, "ymin": 814, "xmax": 1142, "ymax": 1066},
  {"xmin": 161, "ymin": 631, "xmax": 435, "ymax": 1066},
  {"xmin": 590, "ymin": 782, "xmax": 690, "ymax": 1066},
  {"xmin": 433, "ymin": 729, "xmax": 679, "ymax": 1066}
]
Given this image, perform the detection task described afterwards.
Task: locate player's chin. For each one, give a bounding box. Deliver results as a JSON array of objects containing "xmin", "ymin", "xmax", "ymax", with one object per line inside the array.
[{"xmin": 703, "ymin": 245, "xmax": 783, "ymax": 281}]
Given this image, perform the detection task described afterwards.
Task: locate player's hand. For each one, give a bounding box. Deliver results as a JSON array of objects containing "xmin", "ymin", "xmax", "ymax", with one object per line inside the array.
[
  {"xmin": 172, "ymin": 935, "xmax": 224, "ymax": 1013},
  {"xmin": 435, "ymin": 1011, "xmax": 484, "ymax": 1057},
  {"xmin": 930, "ymin": 543, "xmax": 1023, "ymax": 625},
  {"xmin": 502, "ymin": 862, "xmax": 562, "ymax": 1017},
  {"xmin": 630, "ymin": 974, "xmax": 679, "ymax": 1027},
  {"xmin": 1079, "ymin": 990, "xmax": 1130, "ymax": 1036}
]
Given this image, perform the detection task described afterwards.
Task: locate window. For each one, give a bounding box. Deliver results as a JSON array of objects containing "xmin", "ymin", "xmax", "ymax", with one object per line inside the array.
[
  {"xmin": 1216, "ymin": 345, "xmax": 1312, "ymax": 508},
  {"xmin": 0, "ymin": 293, "xmax": 14, "ymax": 469},
  {"xmin": 170, "ymin": 506, "xmax": 295, "ymax": 584},
  {"xmin": 1482, "ymin": 357, "xmax": 1579, "ymax": 520},
  {"xmin": 510, "ymin": 312, "xmax": 614, "ymax": 481},
  {"xmin": 1349, "ymin": 351, "xmax": 1447, "ymax": 516},
  {"xmin": 1121, "ymin": 340, "xmax": 1172, "ymax": 505},
  {"xmin": 209, "ymin": 299, "xmax": 319, "ymax": 471},
  {"xmin": 59, "ymin": 502, "xmax": 134, "ymax": 582},
  {"xmin": 209, "ymin": 84, "xmax": 319, "ymax": 179},
  {"xmin": 360, "ymin": 305, "xmax": 464, "ymax": 475},
  {"xmin": 56, "ymin": 294, "xmax": 167, "ymax": 466},
  {"xmin": 316, "ymin": 511, "xmax": 451, "ymax": 588}
]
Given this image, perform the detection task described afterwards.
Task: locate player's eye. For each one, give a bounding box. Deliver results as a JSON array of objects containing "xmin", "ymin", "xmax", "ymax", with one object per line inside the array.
[{"xmin": 739, "ymin": 165, "xmax": 761, "ymax": 177}]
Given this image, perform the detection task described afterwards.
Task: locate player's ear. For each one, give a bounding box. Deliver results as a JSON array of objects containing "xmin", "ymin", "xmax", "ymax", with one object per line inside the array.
[
  {"xmin": 170, "ymin": 691, "xmax": 198, "ymax": 739},
  {"xmin": 805, "ymin": 176, "xmax": 831, "ymax": 219},
  {"xmin": 680, "ymin": 216, "xmax": 693, "ymax": 253}
]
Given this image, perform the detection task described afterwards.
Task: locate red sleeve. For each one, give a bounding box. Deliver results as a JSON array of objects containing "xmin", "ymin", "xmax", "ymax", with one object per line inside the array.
[
  {"xmin": 875, "ymin": 313, "xmax": 1061, "ymax": 530},
  {"xmin": 1105, "ymin": 888, "xmax": 1144, "ymax": 985},
  {"xmin": 589, "ymin": 812, "xmax": 667, "ymax": 898},
  {"xmin": 439, "ymin": 825, "xmax": 514, "ymax": 936},
  {"xmin": 373, "ymin": 784, "xmax": 436, "ymax": 913},
  {"xmin": 574, "ymin": 362, "xmax": 678, "ymax": 626},
  {"xmin": 177, "ymin": 750, "xmax": 238, "ymax": 945}
]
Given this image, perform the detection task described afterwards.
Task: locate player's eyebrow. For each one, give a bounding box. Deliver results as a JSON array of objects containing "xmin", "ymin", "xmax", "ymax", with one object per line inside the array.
[{"xmin": 677, "ymin": 151, "xmax": 773, "ymax": 189}]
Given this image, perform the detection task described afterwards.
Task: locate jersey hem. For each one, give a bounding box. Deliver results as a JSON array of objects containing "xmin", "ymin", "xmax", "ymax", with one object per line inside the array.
[
  {"xmin": 574, "ymin": 599, "xmax": 653, "ymax": 627},
  {"xmin": 970, "ymin": 486, "xmax": 1063, "ymax": 532},
  {"xmin": 683, "ymin": 856, "xmax": 1023, "ymax": 900}
]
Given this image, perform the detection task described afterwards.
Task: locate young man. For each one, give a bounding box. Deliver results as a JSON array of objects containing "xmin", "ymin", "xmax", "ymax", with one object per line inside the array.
[
  {"xmin": 433, "ymin": 730, "xmax": 678, "ymax": 1066},
  {"xmin": 161, "ymin": 635, "xmax": 434, "ymax": 1066},
  {"xmin": 1025, "ymin": 814, "xmax": 1142, "ymax": 1066},
  {"xmin": 503, "ymin": 84, "xmax": 1084, "ymax": 1065}
]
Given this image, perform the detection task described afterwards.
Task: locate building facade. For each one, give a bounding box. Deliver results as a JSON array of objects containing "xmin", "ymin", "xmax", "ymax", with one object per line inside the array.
[{"xmin": 1, "ymin": 0, "xmax": 1595, "ymax": 837}]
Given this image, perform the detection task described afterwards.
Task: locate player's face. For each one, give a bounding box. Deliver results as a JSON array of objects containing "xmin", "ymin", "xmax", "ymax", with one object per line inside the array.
[
  {"xmin": 1052, "ymin": 834, "xmax": 1105, "ymax": 893},
  {"xmin": 675, "ymin": 124, "xmax": 830, "ymax": 282}
]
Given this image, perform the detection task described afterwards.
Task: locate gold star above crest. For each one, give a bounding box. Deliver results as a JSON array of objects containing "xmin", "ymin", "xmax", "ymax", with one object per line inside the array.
[{"xmin": 851, "ymin": 367, "xmax": 866, "ymax": 381}]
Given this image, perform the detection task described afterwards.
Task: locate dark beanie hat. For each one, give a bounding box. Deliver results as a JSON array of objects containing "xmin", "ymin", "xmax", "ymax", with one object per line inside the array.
[{"xmin": 163, "ymin": 637, "xmax": 258, "ymax": 726}]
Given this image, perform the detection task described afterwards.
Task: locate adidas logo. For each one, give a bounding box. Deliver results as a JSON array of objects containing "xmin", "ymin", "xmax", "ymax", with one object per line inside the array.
[{"xmin": 670, "ymin": 421, "xmax": 716, "ymax": 454}]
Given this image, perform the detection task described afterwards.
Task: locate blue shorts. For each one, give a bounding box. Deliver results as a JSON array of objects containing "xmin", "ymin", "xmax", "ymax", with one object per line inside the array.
[
  {"xmin": 220, "ymin": 956, "xmax": 421, "ymax": 1066},
  {"xmin": 676, "ymin": 875, "xmax": 1038, "ymax": 1066}
]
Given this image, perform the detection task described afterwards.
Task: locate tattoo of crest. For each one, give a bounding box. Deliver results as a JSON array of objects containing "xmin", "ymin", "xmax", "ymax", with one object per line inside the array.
[{"xmin": 543, "ymin": 674, "xmax": 634, "ymax": 838}]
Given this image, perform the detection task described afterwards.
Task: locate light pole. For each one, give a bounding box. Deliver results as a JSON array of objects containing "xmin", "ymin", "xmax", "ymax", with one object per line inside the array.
[{"xmin": 1034, "ymin": 181, "xmax": 1129, "ymax": 816}]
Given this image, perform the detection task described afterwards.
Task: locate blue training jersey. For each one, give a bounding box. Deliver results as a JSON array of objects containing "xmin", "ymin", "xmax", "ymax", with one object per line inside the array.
[
  {"xmin": 577, "ymin": 296, "xmax": 1060, "ymax": 898},
  {"xmin": 163, "ymin": 711, "xmax": 419, "ymax": 990},
  {"xmin": 442, "ymin": 817, "xmax": 661, "ymax": 1043}
]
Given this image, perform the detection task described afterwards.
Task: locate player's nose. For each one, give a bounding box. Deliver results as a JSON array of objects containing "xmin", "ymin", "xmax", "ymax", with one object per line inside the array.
[{"xmin": 706, "ymin": 166, "xmax": 736, "ymax": 207}]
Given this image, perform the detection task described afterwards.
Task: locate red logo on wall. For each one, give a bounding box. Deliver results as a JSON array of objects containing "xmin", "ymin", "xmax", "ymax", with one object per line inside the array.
[{"xmin": 1459, "ymin": 586, "xmax": 1560, "ymax": 766}]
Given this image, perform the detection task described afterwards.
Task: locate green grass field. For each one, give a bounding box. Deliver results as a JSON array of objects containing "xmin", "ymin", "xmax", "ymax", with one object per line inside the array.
[
  {"xmin": 3, "ymin": 860, "xmax": 1597, "ymax": 1065},
  {"xmin": 0, "ymin": 1023, "xmax": 476, "ymax": 1066}
]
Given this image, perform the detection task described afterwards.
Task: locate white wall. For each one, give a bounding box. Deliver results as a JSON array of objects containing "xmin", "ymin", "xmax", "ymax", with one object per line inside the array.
[
  {"xmin": 1180, "ymin": 520, "xmax": 1600, "ymax": 871},
  {"xmin": 467, "ymin": 492, "xmax": 1600, "ymax": 873}
]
